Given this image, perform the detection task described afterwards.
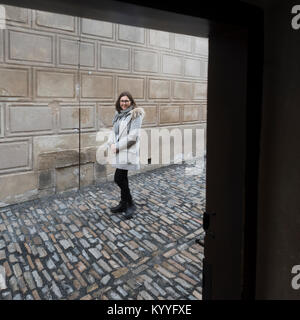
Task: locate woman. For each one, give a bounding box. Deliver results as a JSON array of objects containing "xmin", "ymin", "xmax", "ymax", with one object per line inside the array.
[{"xmin": 107, "ymin": 91, "xmax": 145, "ymax": 219}]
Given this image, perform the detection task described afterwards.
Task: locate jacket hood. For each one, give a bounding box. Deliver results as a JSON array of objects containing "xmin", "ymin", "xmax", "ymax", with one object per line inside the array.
[{"xmin": 130, "ymin": 107, "xmax": 145, "ymax": 119}]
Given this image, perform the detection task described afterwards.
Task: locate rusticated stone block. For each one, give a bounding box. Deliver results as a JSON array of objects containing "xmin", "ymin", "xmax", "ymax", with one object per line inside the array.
[
  {"xmin": 56, "ymin": 165, "xmax": 78, "ymax": 191},
  {"xmin": 118, "ymin": 77, "xmax": 144, "ymax": 99},
  {"xmin": 0, "ymin": 171, "xmax": 37, "ymax": 201},
  {"xmin": 149, "ymin": 79, "xmax": 170, "ymax": 99},
  {"xmin": 60, "ymin": 105, "xmax": 96, "ymax": 130},
  {"xmin": 59, "ymin": 38, "xmax": 95, "ymax": 67},
  {"xmin": 140, "ymin": 105, "xmax": 157, "ymax": 125},
  {"xmin": 149, "ymin": 30, "xmax": 170, "ymax": 49},
  {"xmin": 0, "ymin": 68, "xmax": 29, "ymax": 97},
  {"xmin": 80, "ymin": 147, "xmax": 96, "ymax": 164},
  {"xmin": 0, "ymin": 105, "xmax": 3, "ymax": 137},
  {"xmin": 174, "ymin": 34, "xmax": 192, "ymax": 53},
  {"xmin": 55, "ymin": 149, "xmax": 79, "ymax": 168},
  {"xmin": 55, "ymin": 163, "xmax": 94, "ymax": 191},
  {"xmin": 95, "ymin": 163, "xmax": 107, "ymax": 183},
  {"xmin": 38, "ymin": 170, "xmax": 54, "ymax": 190},
  {"xmin": 8, "ymin": 105, "xmax": 53, "ymax": 134},
  {"xmin": 133, "ymin": 50, "xmax": 158, "ymax": 73},
  {"xmin": 162, "ymin": 54, "xmax": 182, "ymax": 75},
  {"xmin": 118, "ymin": 24, "xmax": 144, "ymax": 44},
  {"xmin": 81, "ymin": 18, "xmax": 113, "ymax": 39},
  {"xmin": 183, "ymin": 105, "xmax": 200, "ymax": 122},
  {"xmin": 35, "ymin": 11, "xmax": 76, "ymax": 32},
  {"xmin": 173, "ymin": 81, "xmax": 193, "ymax": 100},
  {"xmin": 38, "ymin": 152, "xmax": 56, "ymax": 170},
  {"xmin": 201, "ymin": 105, "xmax": 207, "ymax": 121},
  {"xmin": 80, "ymin": 163, "xmax": 94, "ymax": 187},
  {"xmin": 0, "ymin": 139, "xmax": 32, "ymax": 173},
  {"xmin": 194, "ymin": 82, "xmax": 207, "ymax": 100},
  {"xmin": 0, "ymin": 31, "xmax": 3, "ymax": 62},
  {"xmin": 184, "ymin": 58, "xmax": 207, "ymax": 78},
  {"xmin": 7, "ymin": 30, "xmax": 53, "ymax": 64},
  {"xmin": 36, "ymin": 70, "xmax": 75, "ymax": 98},
  {"xmin": 4, "ymin": 5, "xmax": 28, "ymax": 24},
  {"xmin": 81, "ymin": 74, "xmax": 113, "ymax": 99},
  {"xmin": 160, "ymin": 106, "xmax": 181, "ymax": 124},
  {"xmin": 100, "ymin": 45, "xmax": 130, "ymax": 70},
  {"xmin": 194, "ymin": 37, "xmax": 209, "ymax": 56},
  {"xmin": 38, "ymin": 147, "xmax": 96, "ymax": 171},
  {"xmin": 98, "ymin": 106, "xmax": 115, "ymax": 128}
]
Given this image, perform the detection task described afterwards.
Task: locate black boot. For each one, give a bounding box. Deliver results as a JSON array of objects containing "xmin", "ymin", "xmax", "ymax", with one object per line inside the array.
[
  {"xmin": 124, "ymin": 200, "xmax": 136, "ymax": 219},
  {"xmin": 110, "ymin": 201, "xmax": 127, "ymax": 213}
]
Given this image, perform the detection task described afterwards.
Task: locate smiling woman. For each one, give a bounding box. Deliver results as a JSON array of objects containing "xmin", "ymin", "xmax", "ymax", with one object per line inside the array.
[{"xmin": 107, "ymin": 91, "xmax": 145, "ymax": 219}]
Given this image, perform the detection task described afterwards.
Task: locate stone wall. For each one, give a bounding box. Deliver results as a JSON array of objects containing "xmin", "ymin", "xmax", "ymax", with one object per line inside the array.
[{"xmin": 0, "ymin": 5, "xmax": 208, "ymax": 207}]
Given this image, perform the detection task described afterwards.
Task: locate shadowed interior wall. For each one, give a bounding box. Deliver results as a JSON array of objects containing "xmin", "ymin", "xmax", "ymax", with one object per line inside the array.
[
  {"xmin": 0, "ymin": 4, "xmax": 208, "ymax": 206},
  {"xmin": 256, "ymin": 0, "xmax": 300, "ymax": 299}
]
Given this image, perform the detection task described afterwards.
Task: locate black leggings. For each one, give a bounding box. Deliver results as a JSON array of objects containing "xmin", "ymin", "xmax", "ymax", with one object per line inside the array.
[{"xmin": 114, "ymin": 169, "xmax": 132, "ymax": 203}]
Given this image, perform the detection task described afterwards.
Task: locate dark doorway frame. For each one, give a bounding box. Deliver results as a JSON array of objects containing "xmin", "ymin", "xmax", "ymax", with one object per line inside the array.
[{"xmin": 1, "ymin": 0, "xmax": 264, "ymax": 299}]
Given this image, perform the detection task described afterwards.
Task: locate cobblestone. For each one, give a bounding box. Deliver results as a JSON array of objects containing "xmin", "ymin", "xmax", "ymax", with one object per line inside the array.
[{"xmin": 0, "ymin": 159, "xmax": 205, "ymax": 300}]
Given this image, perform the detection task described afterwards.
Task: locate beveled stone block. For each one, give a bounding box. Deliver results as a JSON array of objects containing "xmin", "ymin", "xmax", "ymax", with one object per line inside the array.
[
  {"xmin": 33, "ymin": 133, "xmax": 86, "ymax": 155},
  {"xmin": 0, "ymin": 138, "xmax": 32, "ymax": 173},
  {"xmin": 133, "ymin": 50, "xmax": 158, "ymax": 73},
  {"xmin": 184, "ymin": 58, "xmax": 207, "ymax": 78},
  {"xmin": 60, "ymin": 105, "xmax": 96, "ymax": 130},
  {"xmin": 173, "ymin": 81, "xmax": 193, "ymax": 100},
  {"xmin": 0, "ymin": 67, "xmax": 29, "ymax": 97},
  {"xmin": 0, "ymin": 171, "xmax": 37, "ymax": 202},
  {"xmin": 98, "ymin": 106, "xmax": 115, "ymax": 128},
  {"xmin": 36, "ymin": 70, "xmax": 75, "ymax": 98},
  {"xmin": 7, "ymin": 105, "xmax": 53, "ymax": 134},
  {"xmin": 100, "ymin": 45, "xmax": 130, "ymax": 70},
  {"xmin": 81, "ymin": 74, "xmax": 113, "ymax": 99},
  {"xmin": 118, "ymin": 77, "xmax": 144, "ymax": 99},
  {"xmin": 0, "ymin": 105, "xmax": 3, "ymax": 137},
  {"xmin": 81, "ymin": 18, "xmax": 113, "ymax": 39},
  {"xmin": 0, "ymin": 31, "xmax": 3, "ymax": 62},
  {"xmin": 160, "ymin": 105, "xmax": 181, "ymax": 124},
  {"xmin": 59, "ymin": 38, "xmax": 95, "ymax": 67},
  {"xmin": 194, "ymin": 82, "xmax": 207, "ymax": 100},
  {"xmin": 118, "ymin": 24, "xmax": 145, "ymax": 44},
  {"xmin": 201, "ymin": 104, "xmax": 207, "ymax": 121},
  {"xmin": 38, "ymin": 170, "xmax": 54, "ymax": 189},
  {"xmin": 95, "ymin": 163, "xmax": 107, "ymax": 183},
  {"xmin": 37, "ymin": 152, "xmax": 56, "ymax": 170},
  {"xmin": 162, "ymin": 54, "xmax": 182, "ymax": 75},
  {"xmin": 55, "ymin": 149, "xmax": 78, "ymax": 168},
  {"xmin": 194, "ymin": 37, "xmax": 209, "ymax": 56},
  {"xmin": 140, "ymin": 105, "xmax": 157, "ymax": 125},
  {"xmin": 4, "ymin": 5, "xmax": 28, "ymax": 24},
  {"xmin": 149, "ymin": 79, "xmax": 170, "ymax": 99},
  {"xmin": 80, "ymin": 163, "xmax": 94, "ymax": 187},
  {"xmin": 80, "ymin": 147, "xmax": 96, "ymax": 164},
  {"xmin": 55, "ymin": 163, "xmax": 94, "ymax": 191},
  {"xmin": 149, "ymin": 29, "xmax": 170, "ymax": 49},
  {"xmin": 56, "ymin": 165, "xmax": 78, "ymax": 191},
  {"xmin": 183, "ymin": 105, "xmax": 200, "ymax": 122},
  {"xmin": 35, "ymin": 11, "xmax": 76, "ymax": 32},
  {"xmin": 7, "ymin": 30, "xmax": 53, "ymax": 64},
  {"xmin": 174, "ymin": 34, "xmax": 192, "ymax": 52}
]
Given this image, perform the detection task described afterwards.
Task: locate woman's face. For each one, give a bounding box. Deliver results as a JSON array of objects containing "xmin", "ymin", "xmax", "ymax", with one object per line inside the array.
[{"xmin": 120, "ymin": 96, "xmax": 131, "ymax": 110}]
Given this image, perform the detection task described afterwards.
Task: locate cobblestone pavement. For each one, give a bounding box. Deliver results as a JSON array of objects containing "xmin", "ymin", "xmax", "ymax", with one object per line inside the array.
[{"xmin": 0, "ymin": 159, "xmax": 205, "ymax": 300}]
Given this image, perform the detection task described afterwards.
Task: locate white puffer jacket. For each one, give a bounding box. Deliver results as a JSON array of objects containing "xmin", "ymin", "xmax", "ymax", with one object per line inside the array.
[{"xmin": 107, "ymin": 107, "xmax": 145, "ymax": 171}]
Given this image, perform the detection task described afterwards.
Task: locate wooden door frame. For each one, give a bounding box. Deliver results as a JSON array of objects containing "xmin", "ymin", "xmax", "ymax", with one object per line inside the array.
[{"xmin": 1, "ymin": 0, "xmax": 264, "ymax": 299}]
